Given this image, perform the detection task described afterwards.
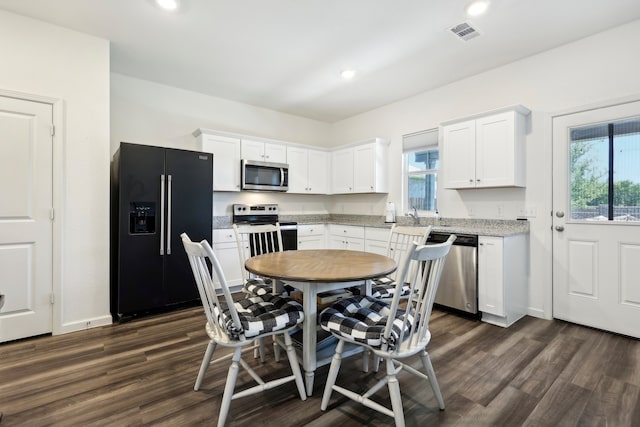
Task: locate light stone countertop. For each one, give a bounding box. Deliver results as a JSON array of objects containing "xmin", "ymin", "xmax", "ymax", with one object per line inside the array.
[{"xmin": 214, "ymin": 214, "xmax": 529, "ymax": 237}]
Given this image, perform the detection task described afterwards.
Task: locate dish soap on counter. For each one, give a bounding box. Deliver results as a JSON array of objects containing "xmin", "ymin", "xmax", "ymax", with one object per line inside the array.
[
  {"xmin": 433, "ymin": 209, "xmax": 441, "ymax": 225},
  {"xmin": 385, "ymin": 202, "xmax": 396, "ymax": 223}
]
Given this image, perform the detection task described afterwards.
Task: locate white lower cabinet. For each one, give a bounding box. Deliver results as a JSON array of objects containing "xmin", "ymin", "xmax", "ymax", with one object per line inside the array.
[
  {"xmin": 297, "ymin": 224, "xmax": 326, "ymax": 250},
  {"xmin": 328, "ymin": 224, "xmax": 365, "ymax": 251},
  {"xmin": 211, "ymin": 229, "xmax": 243, "ymax": 289},
  {"xmin": 478, "ymin": 234, "xmax": 528, "ymax": 327},
  {"xmin": 364, "ymin": 227, "xmax": 390, "ymax": 255}
]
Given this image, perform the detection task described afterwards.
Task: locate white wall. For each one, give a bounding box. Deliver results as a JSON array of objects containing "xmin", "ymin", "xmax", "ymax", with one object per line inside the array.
[
  {"xmin": 0, "ymin": 11, "xmax": 111, "ymax": 332},
  {"xmin": 111, "ymin": 73, "xmax": 334, "ymax": 216},
  {"xmin": 329, "ymin": 19, "xmax": 640, "ymax": 319},
  {"xmin": 111, "ymin": 74, "xmax": 331, "ymax": 154}
]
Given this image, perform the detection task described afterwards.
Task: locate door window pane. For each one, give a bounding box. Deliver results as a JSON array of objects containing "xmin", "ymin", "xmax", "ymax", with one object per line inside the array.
[
  {"xmin": 613, "ymin": 120, "xmax": 640, "ymax": 221},
  {"xmin": 569, "ymin": 117, "xmax": 640, "ymax": 222}
]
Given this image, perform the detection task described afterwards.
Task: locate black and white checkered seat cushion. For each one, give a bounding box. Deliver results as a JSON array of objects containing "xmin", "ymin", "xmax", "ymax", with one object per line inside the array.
[
  {"xmin": 214, "ymin": 293, "xmax": 304, "ymax": 340},
  {"xmin": 320, "ymin": 295, "xmax": 414, "ymax": 350},
  {"xmin": 370, "ymin": 277, "xmax": 412, "ymax": 299},
  {"xmin": 243, "ymin": 278, "xmax": 273, "ymax": 296},
  {"xmin": 350, "ymin": 277, "xmax": 411, "ymax": 299}
]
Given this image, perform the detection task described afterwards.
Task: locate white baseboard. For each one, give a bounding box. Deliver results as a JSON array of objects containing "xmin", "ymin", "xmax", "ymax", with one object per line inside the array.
[
  {"xmin": 527, "ymin": 307, "xmax": 550, "ymax": 320},
  {"xmin": 57, "ymin": 314, "xmax": 113, "ymax": 335}
]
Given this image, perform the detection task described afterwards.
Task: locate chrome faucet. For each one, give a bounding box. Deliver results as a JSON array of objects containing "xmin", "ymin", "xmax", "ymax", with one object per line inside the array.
[{"xmin": 408, "ymin": 207, "xmax": 419, "ymax": 225}]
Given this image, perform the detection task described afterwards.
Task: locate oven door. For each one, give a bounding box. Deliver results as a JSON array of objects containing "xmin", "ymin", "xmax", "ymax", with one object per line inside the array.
[{"xmin": 242, "ymin": 159, "xmax": 289, "ymax": 191}]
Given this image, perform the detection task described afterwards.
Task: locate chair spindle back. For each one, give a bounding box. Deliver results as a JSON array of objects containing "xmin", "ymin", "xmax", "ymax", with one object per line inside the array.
[{"xmin": 383, "ymin": 235, "xmax": 456, "ymax": 354}]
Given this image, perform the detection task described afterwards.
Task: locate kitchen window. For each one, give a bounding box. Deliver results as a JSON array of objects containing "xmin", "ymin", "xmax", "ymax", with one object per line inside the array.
[{"xmin": 403, "ymin": 129, "xmax": 439, "ymax": 212}]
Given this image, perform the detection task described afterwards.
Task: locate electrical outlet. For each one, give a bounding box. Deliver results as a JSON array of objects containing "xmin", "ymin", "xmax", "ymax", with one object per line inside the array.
[
  {"xmin": 497, "ymin": 205, "xmax": 504, "ymax": 218},
  {"xmin": 518, "ymin": 206, "xmax": 537, "ymax": 218}
]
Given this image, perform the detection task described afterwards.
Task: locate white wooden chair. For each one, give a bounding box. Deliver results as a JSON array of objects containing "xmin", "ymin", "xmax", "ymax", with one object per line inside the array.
[
  {"xmin": 233, "ymin": 223, "xmax": 284, "ymax": 296},
  {"xmin": 181, "ymin": 233, "xmax": 306, "ymax": 427},
  {"xmin": 368, "ymin": 225, "xmax": 432, "ymax": 300},
  {"xmin": 233, "ymin": 223, "xmax": 288, "ymax": 360},
  {"xmin": 319, "ymin": 236, "xmax": 456, "ymax": 427}
]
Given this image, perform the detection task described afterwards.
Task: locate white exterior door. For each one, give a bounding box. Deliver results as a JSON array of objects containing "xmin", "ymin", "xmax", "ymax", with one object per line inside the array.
[
  {"xmin": 552, "ymin": 100, "xmax": 640, "ymax": 338},
  {"xmin": 0, "ymin": 95, "xmax": 54, "ymax": 342}
]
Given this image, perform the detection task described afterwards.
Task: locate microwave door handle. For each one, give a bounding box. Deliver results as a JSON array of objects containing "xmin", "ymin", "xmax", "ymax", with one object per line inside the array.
[{"xmin": 280, "ymin": 168, "xmax": 284, "ymax": 186}]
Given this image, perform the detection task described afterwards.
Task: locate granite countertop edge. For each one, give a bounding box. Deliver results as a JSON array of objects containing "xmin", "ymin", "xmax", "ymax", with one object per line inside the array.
[{"xmin": 214, "ymin": 214, "xmax": 529, "ymax": 237}]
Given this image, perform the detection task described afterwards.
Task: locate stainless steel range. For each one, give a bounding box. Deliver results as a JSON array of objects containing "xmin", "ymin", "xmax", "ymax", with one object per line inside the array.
[{"xmin": 232, "ymin": 204, "xmax": 297, "ymax": 250}]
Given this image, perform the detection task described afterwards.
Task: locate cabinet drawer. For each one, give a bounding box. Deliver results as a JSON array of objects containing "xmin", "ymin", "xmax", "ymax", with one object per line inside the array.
[
  {"xmin": 212, "ymin": 228, "xmax": 236, "ymax": 244},
  {"xmin": 365, "ymin": 227, "xmax": 390, "ymax": 242},
  {"xmin": 298, "ymin": 224, "xmax": 325, "ymax": 237},
  {"xmin": 328, "ymin": 224, "xmax": 365, "ymax": 239}
]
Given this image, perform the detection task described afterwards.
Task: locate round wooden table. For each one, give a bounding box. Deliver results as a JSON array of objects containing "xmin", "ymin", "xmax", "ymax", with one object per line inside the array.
[{"xmin": 245, "ymin": 249, "xmax": 396, "ymax": 395}]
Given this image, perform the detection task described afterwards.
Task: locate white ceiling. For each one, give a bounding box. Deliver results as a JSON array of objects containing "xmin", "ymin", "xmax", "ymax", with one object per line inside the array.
[{"xmin": 2, "ymin": 0, "xmax": 640, "ymax": 123}]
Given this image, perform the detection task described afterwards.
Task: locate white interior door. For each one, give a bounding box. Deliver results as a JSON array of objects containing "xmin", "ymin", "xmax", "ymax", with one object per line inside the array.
[
  {"xmin": 0, "ymin": 95, "xmax": 54, "ymax": 342},
  {"xmin": 552, "ymin": 100, "xmax": 640, "ymax": 338}
]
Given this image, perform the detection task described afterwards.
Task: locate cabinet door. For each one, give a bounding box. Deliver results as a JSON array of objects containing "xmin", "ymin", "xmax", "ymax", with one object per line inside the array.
[
  {"xmin": 264, "ymin": 142, "xmax": 287, "ymax": 163},
  {"xmin": 476, "ymin": 111, "xmax": 516, "ymax": 188},
  {"xmin": 442, "ymin": 120, "xmax": 476, "ymax": 189},
  {"xmin": 307, "ymin": 149, "xmax": 329, "ymax": 194},
  {"xmin": 241, "ymin": 139, "xmax": 265, "ymax": 161},
  {"xmin": 353, "ymin": 143, "xmax": 376, "ymax": 193},
  {"xmin": 365, "ymin": 227, "xmax": 390, "ymax": 255},
  {"xmin": 478, "ymin": 236, "xmax": 505, "ymax": 316},
  {"xmin": 212, "ymin": 229, "xmax": 243, "ymax": 289},
  {"xmin": 345, "ymin": 237, "xmax": 365, "ymax": 251},
  {"xmin": 328, "ymin": 235, "xmax": 346, "ymax": 249},
  {"xmin": 365, "ymin": 239, "xmax": 387, "ymax": 255},
  {"xmin": 202, "ymin": 135, "xmax": 241, "ymax": 191},
  {"xmin": 286, "ymin": 146, "xmax": 308, "ymax": 193},
  {"xmin": 331, "ymin": 148, "xmax": 354, "ymax": 193},
  {"xmin": 298, "ymin": 236, "xmax": 325, "ymax": 250}
]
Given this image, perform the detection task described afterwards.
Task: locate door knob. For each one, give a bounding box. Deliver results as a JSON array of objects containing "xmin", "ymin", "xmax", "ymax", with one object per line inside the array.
[
  {"xmin": 556, "ymin": 211, "xmax": 565, "ymax": 218},
  {"xmin": 555, "ymin": 225, "xmax": 564, "ymax": 231}
]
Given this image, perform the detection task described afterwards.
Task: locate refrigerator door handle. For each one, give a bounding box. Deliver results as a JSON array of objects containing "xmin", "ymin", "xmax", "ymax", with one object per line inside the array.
[
  {"xmin": 160, "ymin": 174, "xmax": 165, "ymax": 256},
  {"xmin": 167, "ymin": 174, "xmax": 172, "ymax": 255}
]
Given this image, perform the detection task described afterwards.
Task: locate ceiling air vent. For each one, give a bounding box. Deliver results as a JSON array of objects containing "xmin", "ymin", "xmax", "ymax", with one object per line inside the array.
[{"xmin": 450, "ymin": 21, "xmax": 481, "ymax": 41}]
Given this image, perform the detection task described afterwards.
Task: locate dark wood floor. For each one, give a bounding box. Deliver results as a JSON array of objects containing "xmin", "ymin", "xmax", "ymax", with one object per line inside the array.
[{"xmin": 1, "ymin": 306, "xmax": 639, "ymax": 426}]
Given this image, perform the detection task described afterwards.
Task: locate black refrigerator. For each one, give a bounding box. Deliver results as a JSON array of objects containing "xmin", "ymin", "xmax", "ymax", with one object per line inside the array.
[{"xmin": 111, "ymin": 142, "xmax": 213, "ymax": 321}]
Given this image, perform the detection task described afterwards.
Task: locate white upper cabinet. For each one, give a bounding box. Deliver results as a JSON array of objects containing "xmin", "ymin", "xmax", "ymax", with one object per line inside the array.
[
  {"xmin": 194, "ymin": 129, "xmax": 241, "ymax": 192},
  {"xmin": 287, "ymin": 146, "xmax": 329, "ymax": 194},
  {"xmin": 331, "ymin": 147, "xmax": 354, "ymax": 193},
  {"xmin": 331, "ymin": 138, "xmax": 389, "ymax": 194},
  {"xmin": 241, "ymin": 138, "xmax": 287, "ymax": 164},
  {"xmin": 442, "ymin": 106, "xmax": 530, "ymax": 189}
]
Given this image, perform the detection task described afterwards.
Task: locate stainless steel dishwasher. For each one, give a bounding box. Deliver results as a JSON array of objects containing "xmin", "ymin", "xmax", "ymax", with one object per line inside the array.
[{"xmin": 429, "ymin": 232, "xmax": 478, "ymax": 315}]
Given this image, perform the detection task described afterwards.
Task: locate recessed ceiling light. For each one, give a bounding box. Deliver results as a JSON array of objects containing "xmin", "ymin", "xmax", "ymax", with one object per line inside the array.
[
  {"xmin": 156, "ymin": 0, "xmax": 180, "ymax": 11},
  {"xmin": 466, "ymin": 1, "xmax": 489, "ymax": 16},
  {"xmin": 341, "ymin": 69, "xmax": 356, "ymax": 80}
]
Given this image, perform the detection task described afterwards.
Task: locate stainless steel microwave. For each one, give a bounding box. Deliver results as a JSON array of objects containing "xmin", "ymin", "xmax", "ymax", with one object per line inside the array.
[{"xmin": 241, "ymin": 159, "xmax": 289, "ymax": 191}]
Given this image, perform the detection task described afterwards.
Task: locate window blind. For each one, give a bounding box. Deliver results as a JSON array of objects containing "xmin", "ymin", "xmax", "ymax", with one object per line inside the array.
[{"xmin": 402, "ymin": 128, "xmax": 438, "ymax": 153}]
